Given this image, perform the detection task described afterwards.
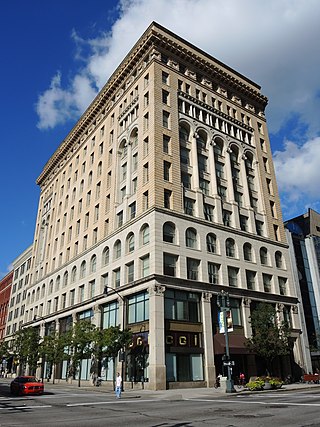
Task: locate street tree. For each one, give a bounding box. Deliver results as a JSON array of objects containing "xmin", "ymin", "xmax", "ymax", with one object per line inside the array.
[
  {"xmin": 67, "ymin": 320, "xmax": 97, "ymax": 387},
  {"xmin": 246, "ymin": 303, "xmax": 290, "ymax": 375},
  {"xmin": 40, "ymin": 332, "xmax": 70, "ymax": 384},
  {"xmin": 92, "ymin": 326, "xmax": 132, "ymax": 388},
  {"xmin": 12, "ymin": 327, "xmax": 40, "ymax": 375}
]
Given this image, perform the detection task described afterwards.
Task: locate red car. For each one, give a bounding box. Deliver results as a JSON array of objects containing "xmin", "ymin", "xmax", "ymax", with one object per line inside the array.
[{"xmin": 10, "ymin": 376, "xmax": 44, "ymax": 396}]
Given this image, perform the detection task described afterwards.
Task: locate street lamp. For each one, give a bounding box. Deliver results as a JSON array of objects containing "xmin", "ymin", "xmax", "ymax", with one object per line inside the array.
[
  {"xmin": 103, "ymin": 286, "xmax": 126, "ymax": 392},
  {"xmin": 216, "ymin": 290, "xmax": 235, "ymax": 393}
]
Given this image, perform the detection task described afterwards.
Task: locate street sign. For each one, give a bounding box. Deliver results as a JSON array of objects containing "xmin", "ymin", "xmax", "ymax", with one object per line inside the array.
[{"xmin": 223, "ymin": 361, "xmax": 235, "ymax": 366}]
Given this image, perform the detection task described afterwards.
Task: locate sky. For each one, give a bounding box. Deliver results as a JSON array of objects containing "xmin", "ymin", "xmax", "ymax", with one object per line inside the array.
[{"xmin": 1, "ymin": 0, "xmax": 320, "ymax": 280}]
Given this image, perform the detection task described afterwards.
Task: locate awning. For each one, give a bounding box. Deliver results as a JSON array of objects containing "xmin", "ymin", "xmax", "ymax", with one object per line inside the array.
[{"xmin": 214, "ymin": 333, "xmax": 251, "ymax": 355}]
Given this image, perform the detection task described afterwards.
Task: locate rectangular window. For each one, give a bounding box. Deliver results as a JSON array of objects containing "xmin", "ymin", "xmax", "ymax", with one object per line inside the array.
[
  {"xmin": 187, "ymin": 258, "xmax": 199, "ymax": 280},
  {"xmin": 128, "ymin": 292, "xmax": 149, "ymax": 324},
  {"xmin": 113, "ymin": 268, "xmax": 120, "ymax": 288},
  {"xmin": 117, "ymin": 211, "xmax": 123, "ymax": 227},
  {"xmin": 164, "ymin": 189, "xmax": 172, "ymax": 209},
  {"xmin": 126, "ymin": 262, "xmax": 134, "ymax": 283},
  {"xmin": 162, "ymin": 89, "xmax": 169, "ymax": 104},
  {"xmin": 279, "ymin": 277, "xmax": 287, "ymax": 295},
  {"xmin": 228, "ymin": 266, "xmax": 239, "ymax": 287},
  {"xmin": 208, "ymin": 262, "xmax": 219, "ymax": 284},
  {"xmin": 163, "ymin": 253, "xmax": 178, "ymax": 277},
  {"xmin": 263, "ymin": 273, "xmax": 272, "ymax": 293},
  {"xmin": 129, "ymin": 202, "xmax": 136, "ymax": 219},
  {"xmin": 102, "ymin": 301, "xmax": 119, "ymax": 329},
  {"xmin": 143, "ymin": 163, "xmax": 149, "ymax": 183},
  {"xmin": 204, "ymin": 204, "xmax": 214, "ymax": 221},
  {"xmin": 163, "ymin": 135, "xmax": 170, "ymax": 154},
  {"xmin": 164, "ymin": 289, "xmax": 199, "ymax": 322},
  {"xmin": 163, "ymin": 111, "xmax": 170, "ymax": 129},
  {"xmin": 164, "ymin": 161, "xmax": 171, "ymax": 181},
  {"xmin": 141, "ymin": 255, "xmax": 150, "ymax": 278},
  {"xmin": 162, "ymin": 71, "xmax": 169, "ymax": 85},
  {"xmin": 143, "ymin": 191, "xmax": 149, "ymax": 210},
  {"xmin": 246, "ymin": 270, "xmax": 256, "ymax": 290},
  {"xmin": 184, "ymin": 197, "xmax": 194, "ymax": 216}
]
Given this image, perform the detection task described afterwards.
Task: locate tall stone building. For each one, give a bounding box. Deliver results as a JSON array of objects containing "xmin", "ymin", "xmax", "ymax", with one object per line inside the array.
[{"xmin": 12, "ymin": 22, "xmax": 308, "ymax": 389}]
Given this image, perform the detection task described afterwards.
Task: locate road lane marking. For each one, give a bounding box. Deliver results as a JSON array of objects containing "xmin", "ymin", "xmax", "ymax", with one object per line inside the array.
[
  {"xmin": 0, "ymin": 405, "xmax": 52, "ymax": 410},
  {"xmin": 67, "ymin": 399, "xmax": 153, "ymax": 407},
  {"xmin": 186, "ymin": 398, "xmax": 320, "ymax": 407}
]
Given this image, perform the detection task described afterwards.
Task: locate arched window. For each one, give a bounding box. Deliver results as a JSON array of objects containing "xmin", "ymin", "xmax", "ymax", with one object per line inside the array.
[
  {"xmin": 243, "ymin": 243, "xmax": 252, "ymax": 261},
  {"xmin": 260, "ymin": 247, "xmax": 268, "ymax": 265},
  {"xmin": 102, "ymin": 247, "xmax": 110, "ymax": 266},
  {"xmin": 186, "ymin": 228, "xmax": 197, "ymax": 248},
  {"xmin": 197, "ymin": 130, "xmax": 207, "ymax": 150},
  {"xmin": 80, "ymin": 261, "xmax": 86, "ymax": 279},
  {"xmin": 80, "ymin": 179, "xmax": 84, "ymax": 194},
  {"xmin": 141, "ymin": 224, "xmax": 150, "ymax": 245},
  {"xmin": 49, "ymin": 280, "xmax": 53, "ymax": 294},
  {"xmin": 127, "ymin": 232, "xmax": 135, "ymax": 253},
  {"xmin": 71, "ymin": 267, "xmax": 77, "ymax": 283},
  {"xmin": 41, "ymin": 284, "xmax": 45, "ymax": 298},
  {"xmin": 55, "ymin": 275, "xmax": 61, "ymax": 291},
  {"xmin": 275, "ymin": 251, "xmax": 283, "ymax": 268},
  {"xmin": 97, "ymin": 161, "xmax": 102, "ymax": 176},
  {"xmin": 36, "ymin": 287, "xmax": 40, "ymax": 301},
  {"xmin": 179, "ymin": 122, "xmax": 190, "ymax": 143},
  {"xmin": 130, "ymin": 128, "xmax": 138, "ymax": 148},
  {"xmin": 226, "ymin": 238, "xmax": 236, "ymax": 257},
  {"xmin": 31, "ymin": 290, "xmax": 35, "ymax": 303},
  {"xmin": 90, "ymin": 255, "xmax": 97, "ymax": 273},
  {"xmin": 213, "ymin": 137, "xmax": 224, "ymax": 157},
  {"xmin": 114, "ymin": 240, "xmax": 121, "ymax": 259},
  {"xmin": 63, "ymin": 271, "xmax": 68, "ymax": 287},
  {"xmin": 206, "ymin": 233, "xmax": 216, "ymax": 253},
  {"xmin": 163, "ymin": 222, "xmax": 175, "ymax": 243}
]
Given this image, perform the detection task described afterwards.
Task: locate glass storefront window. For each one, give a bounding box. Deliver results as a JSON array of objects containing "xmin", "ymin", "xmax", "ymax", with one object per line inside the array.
[
  {"xmin": 128, "ymin": 292, "xmax": 149, "ymax": 324},
  {"xmin": 165, "ymin": 290, "xmax": 200, "ymax": 322},
  {"xmin": 165, "ymin": 353, "xmax": 203, "ymax": 382}
]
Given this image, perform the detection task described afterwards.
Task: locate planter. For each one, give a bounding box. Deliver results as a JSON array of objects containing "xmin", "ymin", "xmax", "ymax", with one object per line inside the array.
[{"xmin": 263, "ymin": 381, "xmax": 272, "ymax": 390}]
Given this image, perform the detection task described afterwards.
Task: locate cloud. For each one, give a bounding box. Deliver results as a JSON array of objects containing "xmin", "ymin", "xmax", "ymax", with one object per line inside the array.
[
  {"xmin": 273, "ymin": 137, "xmax": 320, "ymax": 218},
  {"xmin": 36, "ymin": 0, "xmax": 320, "ymax": 135},
  {"xmin": 35, "ymin": 0, "xmax": 320, "ymax": 219}
]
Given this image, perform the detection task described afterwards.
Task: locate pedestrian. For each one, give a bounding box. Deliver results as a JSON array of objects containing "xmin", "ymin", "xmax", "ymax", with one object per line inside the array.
[
  {"xmin": 115, "ymin": 372, "xmax": 122, "ymax": 398},
  {"xmin": 239, "ymin": 372, "xmax": 245, "ymax": 385}
]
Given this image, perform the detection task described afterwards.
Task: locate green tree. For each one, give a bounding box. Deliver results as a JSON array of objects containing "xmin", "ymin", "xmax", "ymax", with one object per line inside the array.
[
  {"xmin": 246, "ymin": 303, "xmax": 290, "ymax": 375},
  {"xmin": 40, "ymin": 332, "xmax": 70, "ymax": 384},
  {"xmin": 92, "ymin": 326, "xmax": 132, "ymax": 388},
  {"xmin": 68, "ymin": 320, "xmax": 97, "ymax": 387},
  {"xmin": 12, "ymin": 327, "xmax": 40, "ymax": 375}
]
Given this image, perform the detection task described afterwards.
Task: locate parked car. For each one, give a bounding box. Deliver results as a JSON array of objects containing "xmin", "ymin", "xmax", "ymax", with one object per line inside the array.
[{"xmin": 10, "ymin": 376, "xmax": 44, "ymax": 395}]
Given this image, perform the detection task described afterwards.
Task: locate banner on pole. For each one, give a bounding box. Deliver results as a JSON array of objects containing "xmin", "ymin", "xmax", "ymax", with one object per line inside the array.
[{"xmin": 218, "ymin": 310, "xmax": 233, "ymax": 333}]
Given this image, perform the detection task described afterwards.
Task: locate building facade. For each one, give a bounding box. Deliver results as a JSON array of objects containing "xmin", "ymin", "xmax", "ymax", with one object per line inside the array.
[
  {"xmin": 0, "ymin": 271, "xmax": 13, "ymax": 342},
  {"xmin": 285, "ymin": 208, "xmax": 320, "ymax": 371},
  {"xmin": 6, "ymin": 23, "xmax": 308, "ymax": 389}
]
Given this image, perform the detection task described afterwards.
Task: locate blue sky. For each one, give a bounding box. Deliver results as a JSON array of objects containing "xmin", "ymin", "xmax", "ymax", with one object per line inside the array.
[{"xmin": 1, "ymin": 0, "xmax": 320, "ymax": 279}]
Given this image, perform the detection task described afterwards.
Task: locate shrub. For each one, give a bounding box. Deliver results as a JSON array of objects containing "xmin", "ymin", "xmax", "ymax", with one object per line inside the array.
[{"xmin": 246, "ymin": 378, "xmax": 265, "ymax": 391}]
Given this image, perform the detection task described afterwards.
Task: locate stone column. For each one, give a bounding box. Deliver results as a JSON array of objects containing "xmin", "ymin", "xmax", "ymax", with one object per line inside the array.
[
  {"xmin": 148, "ymin": 283, "xmax": 166, "ymax": 390},
  {"xmin": 241, "ymin": 298, "xmax": 252, "ymax": 338},
  {"xmin": 201, "ymin": 292, "xmax": 215, "ymax": 387}
]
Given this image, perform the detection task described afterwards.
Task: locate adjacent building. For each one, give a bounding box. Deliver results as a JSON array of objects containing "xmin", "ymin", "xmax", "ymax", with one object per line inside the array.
[
  {"xmin": 285, "ymin": 208, "xmax": 320, "ymax": 371},
  {"xmin": 5, "ymin": 22, "xmax": 308, "ymax": 389},
  {"xmin": 0, "ymin": 271, "xmax": 13, "ymax": 342}
]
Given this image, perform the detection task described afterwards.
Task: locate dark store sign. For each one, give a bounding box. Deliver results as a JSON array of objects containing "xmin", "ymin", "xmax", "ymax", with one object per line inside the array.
[{"xmin": 165, "ymin": 331, "xmax": 200, "ymax": 348}]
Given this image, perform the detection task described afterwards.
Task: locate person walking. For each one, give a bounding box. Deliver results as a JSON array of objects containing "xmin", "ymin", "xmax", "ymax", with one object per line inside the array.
[{"xmin": 115, "ymin": 372, "xmax": 122, "ymax": 398}]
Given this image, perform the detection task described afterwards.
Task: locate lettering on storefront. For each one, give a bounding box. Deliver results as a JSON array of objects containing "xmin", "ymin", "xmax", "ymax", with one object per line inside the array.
[{"xmin": 165, "ymin": 331, "xmax": 200, "ymax": 349}]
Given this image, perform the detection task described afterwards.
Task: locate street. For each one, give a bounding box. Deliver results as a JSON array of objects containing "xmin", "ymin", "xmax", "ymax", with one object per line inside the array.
[{"xmin": 1, "ymin": 380, "xmax": 320, "ymax": 426}]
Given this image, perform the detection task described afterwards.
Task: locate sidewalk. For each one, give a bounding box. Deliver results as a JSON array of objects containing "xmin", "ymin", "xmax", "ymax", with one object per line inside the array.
[{"xmin": 47, "ymin": 380, "xmax": 320, "ymax": 400}]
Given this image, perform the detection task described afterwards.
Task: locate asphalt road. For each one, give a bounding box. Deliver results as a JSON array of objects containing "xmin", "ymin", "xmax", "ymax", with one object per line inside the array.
[{"xmin": 1, "ymin": 380, "xmax": 320, "ymax": 426}]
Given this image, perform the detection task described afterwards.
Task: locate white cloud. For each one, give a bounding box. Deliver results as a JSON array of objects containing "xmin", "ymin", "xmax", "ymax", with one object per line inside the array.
[
  {"xmin": 35, "ymin": 0, "xmax": 320, "ymax": 217},
  {"xmin": 273, "ymin": 137, "xmax": 320, "ymax": 218},
  {"xmin": 36, "ymin": 0, "xmax": 320, "ymax": 134}
]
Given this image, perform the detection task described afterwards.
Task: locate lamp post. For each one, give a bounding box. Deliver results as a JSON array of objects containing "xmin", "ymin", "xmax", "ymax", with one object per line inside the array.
[
  {"xmin": 33, "ymin": 315, "xmax": 46, "ymax": 382},
  {"xmin": 216, "ymin": 290, "xmax": 235, "ymax": 393},
  {"xmin": 103, "ymin": 286, "xmax": 126, "ymax": 392}
]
